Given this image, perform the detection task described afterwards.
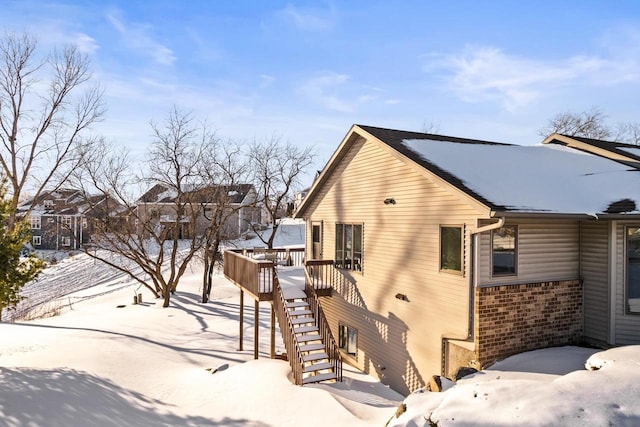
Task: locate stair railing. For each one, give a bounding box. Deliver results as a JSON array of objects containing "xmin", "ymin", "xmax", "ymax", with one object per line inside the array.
[
  {"xmin": 304, "ymin": 266, "xmax": 343, "ymax": 382},
  {"xmin": 272, "ymin": 270, "xmax": 305, "ymax": 385}
]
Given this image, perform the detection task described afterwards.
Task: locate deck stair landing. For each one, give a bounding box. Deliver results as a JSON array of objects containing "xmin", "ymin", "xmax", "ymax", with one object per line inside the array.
[{"xmin": 285, "ymin": 298, "xmax": 337, "ymax": 384}]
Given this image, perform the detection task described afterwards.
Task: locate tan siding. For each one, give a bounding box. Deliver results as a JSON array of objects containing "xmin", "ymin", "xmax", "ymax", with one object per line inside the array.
[
  {"xmin": 478, "ymin": 219, "xmax": 580, "ymax": 286},
  {"xmin": 580, "ymin": 220, "xmax": 609, "ymax": 343},
  {"xmin": 304, "ymin": 137, "xmax": 484, "ymax": 393},
  {"xmin": 614, "ymin": 222, "xmax": 640, "ymax": 344}
]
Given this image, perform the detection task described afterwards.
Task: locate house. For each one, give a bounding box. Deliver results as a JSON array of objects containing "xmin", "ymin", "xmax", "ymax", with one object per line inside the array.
[
  {"xmin": 136, "ymin": 183, "xmax": 262, "ymax": 239},
  {"xmin": 20, "ymin": 189, "xmax": 111, "ymax": 250},
  {"xmin": 291, "ymin": 124, "xmax": 640, "ymax": 394}
]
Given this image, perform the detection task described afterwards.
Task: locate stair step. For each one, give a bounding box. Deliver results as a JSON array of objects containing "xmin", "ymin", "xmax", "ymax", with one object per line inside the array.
[
  {"xmin": 294, "ymin": 325, "xmax": 318, "ymax": 334},
  {"xmin": 291, "ymin": 317, "xmax": 315, "ymax": 325},
  {"xmin": 289, "ymin": 309, "xmax": 312, "ymax": 317},
  {"xmin": 302, "ymin": 372, "xmax": 337, "ymax": 385},
  {"xmin": 286, "ymin": 301, "xmax": 308, "ymax": 308},
  {"xmin": 303, "ymin": 352, "xmax": 329, "ymax": 362},
  {"xmin": 303, "ymin": 362, "xmax": 334, "ymax": 373},
  {"xmin": 296, "ymin": 334, "xmax": 321, "ymax": 343},
  {"xmin": 299, "ymin": 343, "xmax": 325, "ymax": 352}
]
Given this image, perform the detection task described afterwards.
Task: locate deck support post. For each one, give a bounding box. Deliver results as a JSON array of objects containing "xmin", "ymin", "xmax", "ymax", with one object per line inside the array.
[
  {"xmin": 239, "ymin": 290, "xmax": 244, "ymax": 351},
  {"xmin": 254, "ymin": 300, "xmax": 259, "ymax": 360},
  {"xmin": 270, "ymin": 304, "xmax": 276, "ymax": 359}
]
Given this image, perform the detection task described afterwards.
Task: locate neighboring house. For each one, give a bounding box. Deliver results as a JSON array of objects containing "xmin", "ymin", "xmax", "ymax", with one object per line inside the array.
[
  {"xmin": 294, "ymin": 124, "xmax": 640, "ymax": 394},
  {"xmin": 293, "ymin": 189, "xmax": 308, "ymax": 211},
  {"xmin": 136, "ymin": 183, "xmax": 262, "ymax": 239},
  {"xmin": 20, "ymin": 189, "xmax": 111, "ymax": 250}
]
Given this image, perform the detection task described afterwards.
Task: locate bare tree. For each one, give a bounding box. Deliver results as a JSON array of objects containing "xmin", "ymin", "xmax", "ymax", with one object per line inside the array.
[
  {"xmin": 197, "ymin": 140, "xmax": 252, "ymax": 303},
  {"xmin": 0, "ymin": 33, "xmax": 104, "ymax": 229},
  {"xmin": 614, "ymin": 122, "xmax": 640, "ymax": 145},
  {"xmin": 421, "ymin": 119, "xmax": 441, "ymax": 134},
  {"xmin": 248, "ymin": 137, "xmax": 314, "ymax": 248},
  {"xmin": 540, "ymin": 107, "xmax": 640, "ymax": 145},
  {"xmin": 73, "ymin": 109, "xmax": 213, "ymax": 307},
  {"xmin": 538, "ymin": 107, "xmax": 612, "ymax": 140}
]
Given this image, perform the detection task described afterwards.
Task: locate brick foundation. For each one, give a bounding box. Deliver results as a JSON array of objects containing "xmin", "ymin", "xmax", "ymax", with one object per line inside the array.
[{"xmin": 475, "ymin": 279, "xmax": 583, "ymax": 368}]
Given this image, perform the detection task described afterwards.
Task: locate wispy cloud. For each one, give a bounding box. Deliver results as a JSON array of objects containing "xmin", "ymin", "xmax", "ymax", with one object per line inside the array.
[
  {"xmin": 280, "ymin": 4, "xmax": 335, "ymax": 31},
  {"xmin": 71, "ymin": 33, "xmax": 99, "ymax": 54},
  {"xmin": 297, "ymin": 72, "xmax": 383, "ymax": 113},
  {"xmin": 106, "ymin": 9, "xmax": 176, "ymax": 65},
  {"xmin": 297, "ymin": 72, "xmax": 354, "ymax": 112},
  {"xmin": 426, "ymin": 42, "xmax": 640, "ymax": 111},
  {"xmin": 259, "ymin": 74, "xmax": 276, "ymax": 89}
]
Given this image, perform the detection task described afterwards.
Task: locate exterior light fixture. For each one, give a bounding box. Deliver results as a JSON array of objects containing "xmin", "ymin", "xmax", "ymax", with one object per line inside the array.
[
  {"xmin": 384, "ymin": 198, "xmax": 396, "ymax": 205},
  {"xmin": 395, "ymin": 293, "xmax": 408, "ymax": 301}
]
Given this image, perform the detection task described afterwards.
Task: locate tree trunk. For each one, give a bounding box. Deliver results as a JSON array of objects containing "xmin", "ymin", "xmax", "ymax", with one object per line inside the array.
[
  {"xmin": 201, "ymin": 254, "xmax": 210, "ymax": 303},
  {"xmin": 163, "ymin": 288, "xmax": 171, "ymax": 307},
  {"xmin": 267, "ymin": 224, "xmax": 278, "ymax": 249},
  {"xmin": 201, "ymin": 241, "xmax": 219, "ymax": 303}
]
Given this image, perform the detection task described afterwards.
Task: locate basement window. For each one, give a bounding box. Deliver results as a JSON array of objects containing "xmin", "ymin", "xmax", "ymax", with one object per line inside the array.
[
  {"xmin": 492, "ymin": 225, "xmax": 518, "ymax": 276},
  {"xmin": 338, "ymin": 323, "xmax": 357, "ymax": 357},
  {"xmin": 626, "ymin": 227, "xmax": 640, "ymax": 314}
]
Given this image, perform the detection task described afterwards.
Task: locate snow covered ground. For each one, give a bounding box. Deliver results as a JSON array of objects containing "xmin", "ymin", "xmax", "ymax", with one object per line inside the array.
[
  {"xmin": 388, "ymin": 345, "xmax": 640, "ymax": 426},
  {"xmin": 2, "ymin": 219, "xmax": 640, "ymax": 426}
]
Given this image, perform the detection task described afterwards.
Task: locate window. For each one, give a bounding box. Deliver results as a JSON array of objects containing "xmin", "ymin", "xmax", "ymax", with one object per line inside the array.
[
  {"xmin": 30, "ymin": 216, "xmax": 41, "ymax": 229},
  {"xmin": 338, "ymin": 323, "xmax": 357, "ymax": 357},
  {"xmin": 61, "ymin": 216, "xmax": 72, "ymax": 228},
  {"xmin": 61, "ymin": 236, "xmax": 71, "ymax": 247},
  {"xmin": 492, "ymin": 226, "xmax": 517, "ymax": 276},
  {"xmin": 44, "ymin": 200, "xmax": 54, "ymax": 209},
  {"xmin": 32, "ymin": 236, "xmax": 41, "ymax": 246},
  {"xmin": 440, "ymin": 226, "xmax": 463, "ymax": 273},
  {"xmin": 626, "ymin": 227, "xmax": 640, "ymax": 314},
  {"xmin": 335, "ymin": 223, "xmax": 363, "ymax": 271},
  {"xmin": 82, "ymin": 218, "xmax": 88, "ymax": 228}
]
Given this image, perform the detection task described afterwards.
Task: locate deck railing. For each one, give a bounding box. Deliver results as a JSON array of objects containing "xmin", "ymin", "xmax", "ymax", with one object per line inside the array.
[
  {"xmin": 305, "ymin": 259, "xmax": 360, "ymax": 298},
  {"xmin": 242, "ymin": 247, "xmax": 305, "ymax": 266},
  {"xmin": 223, "ymin": 250, "xmax": 274, "ymax": 300},
  {"xmin": 304, "ymin": 265, "xmax": 343, "ymax": 382},
  {"xmin": 272, "ymin": 271, "xmax": 305, "ymax": 385}
]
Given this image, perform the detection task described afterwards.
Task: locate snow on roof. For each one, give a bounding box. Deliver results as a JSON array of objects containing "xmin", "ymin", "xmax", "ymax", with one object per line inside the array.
[
  {"xmin": 402, "ymin": 138, "xmax": 640, "ymax": 215},
  {"xmin": 156, "ymin": 188, "xmax": 178, "ymax": 202},
  {"xmin": 619, "ymin": 146, "xmax": 640, "ymax": 157}
]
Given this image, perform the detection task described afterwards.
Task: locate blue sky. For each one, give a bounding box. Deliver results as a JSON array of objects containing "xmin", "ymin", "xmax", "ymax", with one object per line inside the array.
[{"xmin": 3, "ymin": 1, "xmax": 640, "ymax": 186}]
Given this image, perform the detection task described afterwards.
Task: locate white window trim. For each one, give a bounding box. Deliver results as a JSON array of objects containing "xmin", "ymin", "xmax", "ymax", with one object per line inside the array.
[{"xmin": 31, "ymin": 216, "xmax": 41, "ymax": 230}]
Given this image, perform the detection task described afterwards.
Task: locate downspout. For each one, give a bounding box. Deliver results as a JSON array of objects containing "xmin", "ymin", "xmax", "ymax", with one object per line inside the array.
[
  {"xmin": 609, "ymin": 220, "xmax": 617, "ymax": 344},
  {"xmin": 468, "ymin": 217, "xmax": 505, "ymax": 339},
  {"xmin": 441, "ymin": 216, "xmax": 505, "ymax": 376}
]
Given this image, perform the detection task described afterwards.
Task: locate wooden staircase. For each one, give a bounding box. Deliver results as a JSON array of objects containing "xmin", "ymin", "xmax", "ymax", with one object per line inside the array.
[
  {"xmin": 285, "ymin": 298, "xmax": 338, "ymax": 384},
  {"xmin": 272, "ymin": 269, "xmax": 342, "ymax": 386}
]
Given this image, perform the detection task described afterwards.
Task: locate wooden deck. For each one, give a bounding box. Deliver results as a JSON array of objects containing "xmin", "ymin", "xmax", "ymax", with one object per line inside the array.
[
  {"xmin": 223, "ymin": 247, "xmax": 343, "ymax": 385},
  {"xmin": 223, "ymin": 248, "xmax": 332, "ymax": 300}
]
